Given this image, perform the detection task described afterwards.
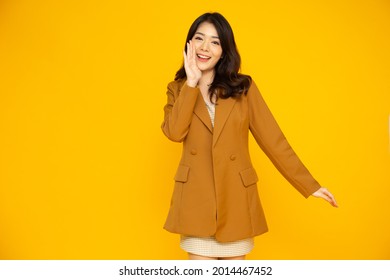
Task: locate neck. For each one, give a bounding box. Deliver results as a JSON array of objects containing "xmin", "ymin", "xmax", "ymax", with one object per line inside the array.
[{"xmin": 199, "ymin": 70, "xmax": 215, "ymax": 87}]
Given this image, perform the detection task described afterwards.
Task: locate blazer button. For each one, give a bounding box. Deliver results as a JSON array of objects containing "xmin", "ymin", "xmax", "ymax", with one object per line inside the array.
[
  {"xmin": 230, "ymin": 155, "xmax": 236, "ymax": 161},
  {"xmin": 191, "ymin": 149, "xmax": 197, "ymax": 155}
]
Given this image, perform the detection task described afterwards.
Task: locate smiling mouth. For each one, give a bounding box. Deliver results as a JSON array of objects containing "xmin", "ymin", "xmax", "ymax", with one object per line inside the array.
[{"xmin": 197, "ymin": 54, "xmax": 211, "ymax": 61}]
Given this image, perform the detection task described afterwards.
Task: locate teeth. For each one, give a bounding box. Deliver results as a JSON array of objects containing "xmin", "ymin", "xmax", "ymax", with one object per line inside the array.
[{"xmin": 198, "ymin": 55, "xmax": 210, "ymax": 59}]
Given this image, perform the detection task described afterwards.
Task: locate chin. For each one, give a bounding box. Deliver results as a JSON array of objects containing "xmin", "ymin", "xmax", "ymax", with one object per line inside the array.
[{"xmin": 197, "ymin": 64, "xmax": 216, "ymax": 72}]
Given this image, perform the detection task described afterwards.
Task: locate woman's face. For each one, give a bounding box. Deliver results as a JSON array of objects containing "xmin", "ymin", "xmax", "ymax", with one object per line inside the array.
[{"xmin": 191, "ymin": 22, "xmax": 223, "ymax": 73}]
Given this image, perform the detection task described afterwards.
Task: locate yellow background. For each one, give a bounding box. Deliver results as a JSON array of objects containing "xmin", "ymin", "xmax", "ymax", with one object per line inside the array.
[{"xmin": 1, "ymin": 0, "xmax": 389, "ymax": 259}]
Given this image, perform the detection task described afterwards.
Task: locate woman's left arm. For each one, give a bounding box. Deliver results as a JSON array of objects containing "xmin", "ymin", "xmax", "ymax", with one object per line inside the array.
[{"xmin": 247, "ymin": 80, "xmax": 338, "ymax": 207}]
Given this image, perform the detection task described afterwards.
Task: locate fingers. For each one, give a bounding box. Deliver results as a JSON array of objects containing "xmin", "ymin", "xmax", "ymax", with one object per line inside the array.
[
  {"xmin": 183, "ymin": 49, "xmax": 188, "ymax": 68},
  {"xmin": 190, "ymin": 40, "xmax": 196, "ymax": 61},
  {"xmin": 186, "ymin": 40, "xmax": 195, "ymax": 65},
  {"xmin": 183, "ymin": 41, "xmax": 190, "ymax": 65},
  {"xmin": 183, "ymin": 40, "xmax": 201, "ymax": 87},
  {"xmin": 312, "ymin": 187, "xmax": 338, "ymax": 208},
  {"xmin": 183, "ymin": 41, "xmax": 192, "ymax": 71},
  {"xmin": 320, "ymin": 188, "xmax": 338, "ymax": 207},
  {"xmin": 327, "ymin": 192, "xmax": 338, "ymax": 208}
]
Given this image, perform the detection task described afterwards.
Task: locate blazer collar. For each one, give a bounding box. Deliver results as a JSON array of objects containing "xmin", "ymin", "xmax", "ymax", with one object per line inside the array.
[
  {"xmin": 193, "ymin": 92, "xmax": 213, "ymax": 133},
  {"xmin": 193, "ymin": 90, "xmax": 237, "ymax": 146},
  {"xmin": 213, "ymin": 96, "xmax": 236, "ymax": 147}
]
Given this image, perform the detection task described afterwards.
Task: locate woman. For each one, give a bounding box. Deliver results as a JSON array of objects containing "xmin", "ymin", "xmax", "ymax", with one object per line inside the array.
[{"xmin": 161, "ymin": 12, "xmax": 337, "ymax": 260}]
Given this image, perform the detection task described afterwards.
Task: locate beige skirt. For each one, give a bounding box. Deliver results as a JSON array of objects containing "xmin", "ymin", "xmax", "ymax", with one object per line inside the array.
[{"xmin": 180, "ymin": 235, "xmax": 254, "ymax": 258}]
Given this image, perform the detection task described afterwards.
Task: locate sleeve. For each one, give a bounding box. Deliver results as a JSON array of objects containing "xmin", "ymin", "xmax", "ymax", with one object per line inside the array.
[
  {"xmin": 161, "ymin": 81, "xmax": 200, "ymax": 142},
  {"xmin": 247, "ymin": 80, "xmax": 321, "ymax": 198}
]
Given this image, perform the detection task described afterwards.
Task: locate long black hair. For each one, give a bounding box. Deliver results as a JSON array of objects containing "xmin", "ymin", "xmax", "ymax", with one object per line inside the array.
[{"xmin": 175, "ymin": 12, "xmax": 251, "ymax": 102}]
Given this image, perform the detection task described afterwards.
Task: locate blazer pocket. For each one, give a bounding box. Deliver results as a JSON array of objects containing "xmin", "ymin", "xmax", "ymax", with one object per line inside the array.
[
  {"xmin": 239, "ymin": 167, "xmax": 259, "ymax": 187},
  {"xmin": 174, "ymin": 164, "xmax": 190, "ymax": 183}
]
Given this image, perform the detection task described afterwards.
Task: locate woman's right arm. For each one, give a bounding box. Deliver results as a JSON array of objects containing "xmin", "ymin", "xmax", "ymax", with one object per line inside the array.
[
  {"xmin": 161, "ymin": 82, "xmax": 199, "ymax": 142},
  {"xmin": 161, "ymin": 40, "xmax": 202, "ymax": 142}
]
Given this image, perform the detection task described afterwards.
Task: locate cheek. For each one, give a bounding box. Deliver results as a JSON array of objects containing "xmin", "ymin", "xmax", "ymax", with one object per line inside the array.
[
  {"xmin": 192, "ymin": 41, "xmax": 202, "ymax": 50},
  {"xmin": 212, "ymin": 47, "xmax": 223, "ymax": 59}
]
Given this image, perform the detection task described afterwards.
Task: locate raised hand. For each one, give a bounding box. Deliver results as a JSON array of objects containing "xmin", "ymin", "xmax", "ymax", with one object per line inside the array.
[{"xmin": 183, "ymin": 40, "xmax": 202, "ymax": 87}]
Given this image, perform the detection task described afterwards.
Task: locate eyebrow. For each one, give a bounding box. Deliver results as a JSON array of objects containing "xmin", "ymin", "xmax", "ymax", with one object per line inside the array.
[{"xmin": 195, "ymin": 32, "xmax": 220, "ymax": 39}]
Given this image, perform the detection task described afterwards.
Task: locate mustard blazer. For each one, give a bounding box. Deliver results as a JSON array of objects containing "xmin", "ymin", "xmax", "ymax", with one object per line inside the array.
[{"xmin": 161, "ymin": 79, "xmax": 321, "ymax": 242}]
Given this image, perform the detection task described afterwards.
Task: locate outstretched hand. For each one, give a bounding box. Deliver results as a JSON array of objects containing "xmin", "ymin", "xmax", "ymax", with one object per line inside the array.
[
  {"xmin": 312, "ymin": 187, "xmax": 338, "ymax": 207},
  {"xmin": 183, "ymin": 40, "xmax": 202, "ymax": 87}
]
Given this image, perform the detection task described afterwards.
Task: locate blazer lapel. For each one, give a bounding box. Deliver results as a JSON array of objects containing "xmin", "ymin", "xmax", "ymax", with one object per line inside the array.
[
  {"xmin": 193, "ymin": 91, "xmax": 213, "ymax": 133},
  {"xmin": 213, "ymin": 97, "xmax": 236, "ymax": 147}
]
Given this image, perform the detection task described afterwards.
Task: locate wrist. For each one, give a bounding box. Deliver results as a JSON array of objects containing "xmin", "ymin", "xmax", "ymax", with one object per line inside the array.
[{"xmin": 186, "ymin": 80, "xmax": 198, "ymax": 88}]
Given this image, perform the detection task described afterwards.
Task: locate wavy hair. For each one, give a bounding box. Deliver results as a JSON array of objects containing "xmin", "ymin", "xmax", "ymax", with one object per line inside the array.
[{"xmin": 175, "ymin": 12, "xmax": 251, "ymax": 102}]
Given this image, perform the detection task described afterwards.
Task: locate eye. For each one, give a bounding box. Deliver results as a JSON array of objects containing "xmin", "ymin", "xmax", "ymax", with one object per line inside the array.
[
  {"xmin": 194, "ymin": 36, "xmax": 203, "ymax": 41},
  {"xmin": 212, "ymin": 41, "xmax": 220, "ymax": 45}
]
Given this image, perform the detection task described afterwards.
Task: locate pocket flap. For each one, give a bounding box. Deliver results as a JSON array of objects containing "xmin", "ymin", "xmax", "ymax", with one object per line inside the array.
[
  {"xmin": 239, "ymin": 167, "xmax": 259, "ymax": 187},
  {"xmin": 174, "ymin": 165, "xmax": 190, "ymax": 183}
]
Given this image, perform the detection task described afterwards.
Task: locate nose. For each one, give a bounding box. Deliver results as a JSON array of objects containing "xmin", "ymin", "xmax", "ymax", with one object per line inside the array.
[{"xmin": 200, "ymin": 40, "xmax": 210, "ymax": 52}]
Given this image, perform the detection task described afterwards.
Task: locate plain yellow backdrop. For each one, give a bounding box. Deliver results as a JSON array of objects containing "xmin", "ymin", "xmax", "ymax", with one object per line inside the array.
[{"xmin": 0, "ymin": 0, "xmax": 389, "ymax": 259}]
